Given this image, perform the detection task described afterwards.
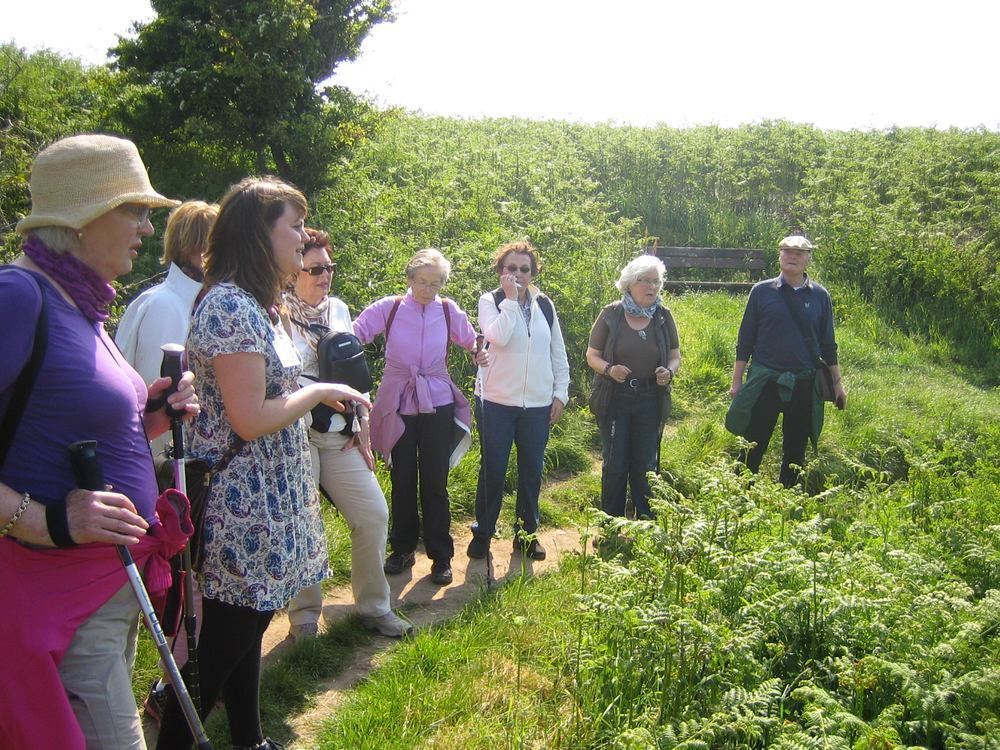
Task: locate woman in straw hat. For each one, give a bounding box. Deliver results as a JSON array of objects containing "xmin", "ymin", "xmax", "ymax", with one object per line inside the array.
[
  {"xmin": 154, "ymin": 178, "xmax": 370, "ymax": 750},
  {"xmin": 0, "ymin": 133, "xmax": 200, "ymax": 749}
]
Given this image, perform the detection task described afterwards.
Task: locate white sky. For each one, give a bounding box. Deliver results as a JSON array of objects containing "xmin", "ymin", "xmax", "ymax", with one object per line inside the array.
[{"xmin": 5, "ymin": 0, "xmax": 999, "ymax": 131}]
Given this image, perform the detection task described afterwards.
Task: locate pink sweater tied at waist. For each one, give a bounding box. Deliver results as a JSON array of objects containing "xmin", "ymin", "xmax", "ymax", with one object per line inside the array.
[
  {"xmin": 0, "ymin": 489, "xmax": 192, "ymax": 749},
  {"xmin": 369, "ymin": 358, "xmax": 472, "ymax": 467}
]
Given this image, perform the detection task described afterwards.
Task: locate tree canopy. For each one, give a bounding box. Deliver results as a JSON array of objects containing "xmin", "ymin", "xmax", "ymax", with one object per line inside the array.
[{"xmin": 113, "ymin": 0, "xmax": 393, "ymax": 195}]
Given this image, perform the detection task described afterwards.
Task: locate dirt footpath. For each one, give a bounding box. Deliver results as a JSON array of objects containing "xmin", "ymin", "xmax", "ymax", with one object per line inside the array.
[{"xmin": 267, "ymin": 527, "xmax": 580, "ymax": 749}]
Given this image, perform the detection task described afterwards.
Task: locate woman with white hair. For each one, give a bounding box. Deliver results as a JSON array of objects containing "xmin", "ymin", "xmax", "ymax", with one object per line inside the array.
[
  {"xmin": 585, "ymin": 254, "xmax": 681, "ymax": 519},
  {"xmin": 353, "ymin": 248, "xmax": 482, "ymax": 587}
]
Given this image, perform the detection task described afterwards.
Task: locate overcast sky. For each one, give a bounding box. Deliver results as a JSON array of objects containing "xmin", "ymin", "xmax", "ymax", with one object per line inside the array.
[{"xmin": 5, "ymin": 0, "xmax": 999, "ymax": 131}]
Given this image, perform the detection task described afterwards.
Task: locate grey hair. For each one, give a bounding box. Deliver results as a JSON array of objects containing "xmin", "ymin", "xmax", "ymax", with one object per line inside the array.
[
  {"xmin": 405, "ymin": 248, "xmax": 451, "ymax": 283},
  {"xmin": 615, "ymin": 254, "xmax": 665, "ymax": 293},
  {"xmin": 26, "ymin": 227, "xmax": 81, "ymax": 254}
]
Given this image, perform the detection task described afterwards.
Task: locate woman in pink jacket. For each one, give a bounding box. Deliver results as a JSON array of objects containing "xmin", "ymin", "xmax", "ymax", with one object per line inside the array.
[{"xmin": 354, "ymin": 249, "xmax": 481, "ymax": 587}]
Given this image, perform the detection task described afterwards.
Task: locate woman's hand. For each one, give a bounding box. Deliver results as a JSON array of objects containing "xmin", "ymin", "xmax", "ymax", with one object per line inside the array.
[
  {"xmin": 474, "ymin": 347, "xmax": 490, "ymax": 367},
  {"xmin": 65, "ymin": 488, "xmax": 149, "ymax": 545},
  {"xmin": 500, "ymin": 272, "xmax": 519, "ymax": 300},
  {"xmin": 654, "ymin": 366, "xmax": 674, "ymax": 387},
  {"xmin": 320, "ymin": 384, "xmax": 372, "ymax": 413},
  {"xmin": 549, "ymin": 398, "xmax": 565, "ymax": 425},
  {"xmin": 344, "ymin": 416, "xmax": 376, "ymax": 471},
  {"xmin": 144, "ymin": 371, "xmax": 199, "ymax": 438},
  {"xmin": 607, "ymin": 364, "xmax": 632, "ymax": 384}
]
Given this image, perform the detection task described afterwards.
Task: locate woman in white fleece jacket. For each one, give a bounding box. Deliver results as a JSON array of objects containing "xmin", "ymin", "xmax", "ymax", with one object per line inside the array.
[{"xmin": 467, "ymin": 241, "xmax": 570, "ymax": 562}]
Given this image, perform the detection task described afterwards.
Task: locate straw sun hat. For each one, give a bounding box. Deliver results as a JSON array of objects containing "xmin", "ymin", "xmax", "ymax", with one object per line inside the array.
[{"xmin": 16, "ymin": 134, "xmax": 179, "ymax": 233}]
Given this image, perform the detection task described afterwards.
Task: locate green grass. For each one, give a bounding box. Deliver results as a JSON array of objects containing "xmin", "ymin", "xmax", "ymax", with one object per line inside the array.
[
  {"xmin": 133, "ymin": 290, "xmax": 1000, "ymax": 748},
  {"xmin": 303, "ymin": 291, "xmax": 1000, "ymax": 749}
]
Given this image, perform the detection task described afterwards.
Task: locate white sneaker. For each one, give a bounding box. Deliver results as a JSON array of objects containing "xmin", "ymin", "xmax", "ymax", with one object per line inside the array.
[
  {"xmin": 361, "ymin": 610, "xmax": 413, "ymax": 638},
  {"xmin": 288, "ymin": 622, "xmax": 319, "ymax": 642}
]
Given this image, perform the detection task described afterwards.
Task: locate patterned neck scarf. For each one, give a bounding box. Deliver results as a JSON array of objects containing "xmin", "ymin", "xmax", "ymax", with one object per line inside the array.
[
  {"xmin": 22, "ymin": 235, "xmax": 116, "ymax": 323},
  {"xmin": 283, "ymin": 289, "xmax": 330, "ymax": 351},
  {"xmin": 621, "ymin": 291, "xmax": 661, "ymax": 319}
]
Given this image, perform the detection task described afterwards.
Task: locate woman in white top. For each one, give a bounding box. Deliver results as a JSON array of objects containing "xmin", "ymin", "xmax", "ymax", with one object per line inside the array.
[
  {"xmin": 115, "ymin": 200, "xmax": 218, "ymax": 459},
  {"xmin": 468, "ymin": 240, "xmax": 570, "ymax": 562},
  {"xmin": 284, "ymin": 229, "xmax": 411, "ymax": 639}
]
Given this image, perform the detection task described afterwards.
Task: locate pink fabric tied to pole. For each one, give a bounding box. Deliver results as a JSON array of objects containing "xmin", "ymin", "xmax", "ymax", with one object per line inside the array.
[{"xmin": 0, "ymin": 488, "xmax": 192, "ymax": 749}]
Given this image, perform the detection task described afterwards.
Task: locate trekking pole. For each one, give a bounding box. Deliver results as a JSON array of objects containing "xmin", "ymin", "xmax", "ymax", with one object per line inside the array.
[
  {"xmin": 68, "ymin": 439, "xmax": 213, "ymax": 750},
  {"xmin": 159, "ymin": 344, "xmax": 204, "ymax": 715}
]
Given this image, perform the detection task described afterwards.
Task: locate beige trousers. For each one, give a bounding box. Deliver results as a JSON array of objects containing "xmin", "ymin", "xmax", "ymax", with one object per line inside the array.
[
  {"xmin": 288, "ymin": 429, "xmax": 392, "ymax": 624},
  {"xmin": 58, "ymin": 581, "xmax": 145, "ymax": 750}
]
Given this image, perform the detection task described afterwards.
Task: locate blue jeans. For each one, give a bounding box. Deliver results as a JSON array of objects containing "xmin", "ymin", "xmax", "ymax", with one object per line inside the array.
[
  {"xmin": 599, "ymin": 386, "xmax": 662, "ymax": 518},
  {"xmin": 473, "ymin": 398, "xmax": 551, "ymax": 539}
]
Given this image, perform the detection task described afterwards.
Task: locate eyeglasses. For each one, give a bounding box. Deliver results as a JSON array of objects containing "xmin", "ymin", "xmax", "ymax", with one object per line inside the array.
[
  {"xmin": 411, "ymin": 279, "xmax": 444, "ymax": 290},
  {"xmin": 635, "ymin": 277, "xmax": 661, "ymax": 286},
  {"xmin": 119, "ymin": 204, "xmax": 151, "ymax": 225},
  {"xmin": 504, "ymin": 264, "xmax": 532, "ymax": 274},
  {"xmin": 302, "ymin": 264, "xmax": 336, "ymax": 276}
]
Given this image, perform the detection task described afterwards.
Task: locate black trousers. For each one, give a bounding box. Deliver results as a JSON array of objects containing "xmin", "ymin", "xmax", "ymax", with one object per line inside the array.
[
  {"xmin": 155, "ymin": 597, "xmax": 274, "ymax": 750},
  {"xmin": 389, "ymin": 403, "xmax": 455, "ymax": 561},
  {"xmin": 741, "ymin": 376, "xmax": 814, "ymax": 488}
]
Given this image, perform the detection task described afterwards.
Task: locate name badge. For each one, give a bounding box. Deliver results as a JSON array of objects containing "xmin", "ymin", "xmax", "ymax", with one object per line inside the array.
[{"xmin": 273, "ymin": 327, "xmax": 301, "ymax": 369}]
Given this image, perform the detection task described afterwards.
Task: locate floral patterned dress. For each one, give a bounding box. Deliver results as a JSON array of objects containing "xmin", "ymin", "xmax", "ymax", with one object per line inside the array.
[{"xmin": 187, "ymin": 283, "xmax": 328, "ymax": 611}]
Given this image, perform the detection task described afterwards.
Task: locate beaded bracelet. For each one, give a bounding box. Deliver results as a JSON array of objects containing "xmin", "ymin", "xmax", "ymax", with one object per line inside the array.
[{"xmin": 0, "ymin": 492, "xmax": 31, "ymax": 538}]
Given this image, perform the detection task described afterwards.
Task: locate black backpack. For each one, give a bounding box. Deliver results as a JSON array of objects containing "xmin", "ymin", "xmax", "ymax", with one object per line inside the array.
[
  {"xmin": 491, "ymin": 288, "xmax": 554, "ymax": 328},
  {"xmin": 314, "ymin": 327, "xmax": 373, "ymax": 393},
  {"xmin": 293, "ymin": 320, "xmax": 372, "ymax": 435}
]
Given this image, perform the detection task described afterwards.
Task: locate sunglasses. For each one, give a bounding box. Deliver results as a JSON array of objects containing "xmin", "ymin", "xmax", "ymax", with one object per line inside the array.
[
  {"xmin": 302, "ymin": 264, "xmax": 336, "ymax": 276},
  {"xmin": 504, "ymin": 264, "xmax": 532, "ymax": 274}
]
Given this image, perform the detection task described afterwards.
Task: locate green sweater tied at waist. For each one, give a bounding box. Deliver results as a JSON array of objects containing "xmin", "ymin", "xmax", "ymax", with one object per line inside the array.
[{"xmin": 725, "ymin": 363, "xmax": 825, "ymax": 449}]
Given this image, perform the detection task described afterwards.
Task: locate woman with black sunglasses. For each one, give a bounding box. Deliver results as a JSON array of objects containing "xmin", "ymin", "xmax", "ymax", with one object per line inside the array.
[
  {"xmin": 282, "ymin": 229, "xmax": 411, "ymax": 640},
  {"xmin": 467, "ymin": 241, "xmax": 569, "ymax": 562}
]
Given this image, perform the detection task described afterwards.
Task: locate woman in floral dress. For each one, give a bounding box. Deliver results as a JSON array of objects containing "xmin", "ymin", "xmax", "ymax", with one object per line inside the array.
[{"xmin": 155, "ymin": 177, "xmax": 369, "ymax": 750}]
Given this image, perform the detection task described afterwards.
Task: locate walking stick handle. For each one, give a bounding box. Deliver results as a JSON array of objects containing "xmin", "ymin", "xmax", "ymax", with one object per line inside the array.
[
  {"xmin": 145, "ymin": 343, "xmax": 185, "ymax": 415},
  {"xmin": 68, "ymin": 439, "xmax": 104, "ymax": 491},
  {"xmin": 68, "ymin": 440, "xmax": 133, "ymax": 565}
]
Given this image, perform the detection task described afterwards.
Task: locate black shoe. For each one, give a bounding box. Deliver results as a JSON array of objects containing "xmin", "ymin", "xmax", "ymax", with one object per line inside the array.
[
  {"xmin": 466, "ymin": 536, "xmax": 491, "ymax": 559},
  {"xmin": 430, "ymin": 559, "xmax": 453, "ymax": 585},
  {"xmin": 233, "ymin": 740, "xmax": 286, "ymax": 750},
  {"xmin": 514, "ymin": 537, "xmax": 546, "ymax": 561},
  {"xmin": 142, "ymin": 681, "xmax": 173, "ymax": 725},
  {"xmin": 384, "ymin": 550, "xmax": 415, "ymax": 575}
]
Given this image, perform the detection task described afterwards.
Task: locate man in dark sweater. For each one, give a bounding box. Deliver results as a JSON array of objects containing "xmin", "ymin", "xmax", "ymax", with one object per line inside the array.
[{"xmin": 727, "ymin": 235, "xmax": 847, "ymax": 487}]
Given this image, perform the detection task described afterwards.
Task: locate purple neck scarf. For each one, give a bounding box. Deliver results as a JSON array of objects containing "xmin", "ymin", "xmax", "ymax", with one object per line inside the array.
[{"xmin": 22, "ymin": 235, "xmax": 116, "ymax": 323}]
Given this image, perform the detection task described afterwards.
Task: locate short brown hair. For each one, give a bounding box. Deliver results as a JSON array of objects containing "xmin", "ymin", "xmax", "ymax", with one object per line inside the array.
[
  {"xmin": 206, "ymin": 177, "xmax": 308, "ymax": 308},
  {"xmin": 491, "ymin": 240, "xmax": 542, "ymax": 276},
  {"xmin": 303, "ymin": 227, "xmax": 332, "ymax": 256},
  {"xmin": 162, "ymin": 200, "xmax": 219, "ymax": 266}
]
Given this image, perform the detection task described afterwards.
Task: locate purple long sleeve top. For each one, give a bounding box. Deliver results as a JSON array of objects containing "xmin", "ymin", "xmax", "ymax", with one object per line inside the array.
[
  {"xmin": 353, "ymin": 291, "xmax": 477, "ymax": 459},
  {"xmin": 353, "ymin": 291, "xmax": 477, "ymax": 415}
]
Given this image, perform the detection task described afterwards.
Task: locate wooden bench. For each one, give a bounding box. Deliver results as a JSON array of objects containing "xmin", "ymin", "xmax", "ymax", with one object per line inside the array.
[{"xmin": 649, "ymin": 246, "xmax": 768, "ymax": 293}]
